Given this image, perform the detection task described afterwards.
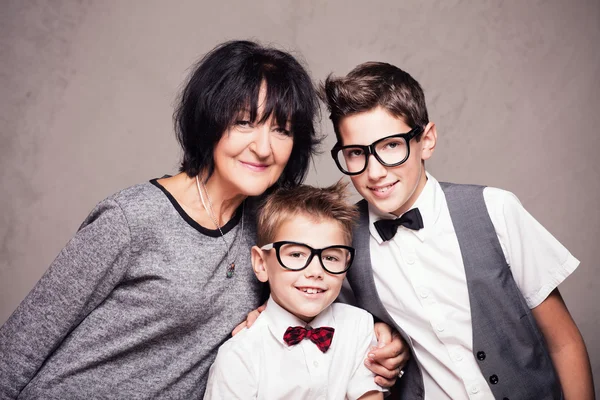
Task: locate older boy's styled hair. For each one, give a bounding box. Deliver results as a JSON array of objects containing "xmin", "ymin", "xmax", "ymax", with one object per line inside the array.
[
  {"xmin": 256, "ymin": 181, "xmax": 358, "ymax": 246},
  {"xmin": 320, "ymin": 62, "xmax": 429, "ymax": 142}
]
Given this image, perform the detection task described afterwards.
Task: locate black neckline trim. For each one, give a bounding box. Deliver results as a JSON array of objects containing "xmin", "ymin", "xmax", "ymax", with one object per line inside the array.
[{"xmin": 150, "ymin": 178, "xmax": 243, "ymax": 238}]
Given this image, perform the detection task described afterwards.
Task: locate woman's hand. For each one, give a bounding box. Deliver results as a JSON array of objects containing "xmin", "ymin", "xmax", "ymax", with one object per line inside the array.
[
  {"xmin": 365, "ymin": 322, "xmax": 410, "ymax": 388},
  {"xmin": 232, "ymin": 303, "xmax": 267, "ymax": 336}
]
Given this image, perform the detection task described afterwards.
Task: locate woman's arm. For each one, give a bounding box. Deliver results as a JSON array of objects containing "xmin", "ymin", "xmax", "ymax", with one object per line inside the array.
[
  {"xmin": 0, "ymin": 199, "xmax": 131, "ymax": 398},
  {"xmin": 532, "ymin": 288, "xmax": 595, "ymax": 400}
]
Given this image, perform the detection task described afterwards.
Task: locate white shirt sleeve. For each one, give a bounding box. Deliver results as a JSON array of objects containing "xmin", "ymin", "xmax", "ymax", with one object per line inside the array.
[
  {"xmin": 346, "ymin": 312, "xmax": 386, "ymax": 400},
  {"xmin": 203, "ymin": 335, "xmax": 258, "ymax": 400},
  {"xmin": 484, "ymin": 187, "xmax": 580, "ymax": 308}
]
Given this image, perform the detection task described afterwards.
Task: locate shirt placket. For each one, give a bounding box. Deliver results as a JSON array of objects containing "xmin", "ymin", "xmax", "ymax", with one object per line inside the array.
[
  {"xmin": 301, "ymin": 337, "xmax": 328, "ymax": 400},
  {"xmin": 393, "ymin": 233, "xmax": 491, "ymax": 399}
]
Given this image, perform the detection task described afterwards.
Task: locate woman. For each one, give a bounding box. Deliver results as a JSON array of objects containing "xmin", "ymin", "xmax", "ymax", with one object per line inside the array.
[{"xmin": 0, "ymin": 40, "xmax": 404, "ymax": 398}]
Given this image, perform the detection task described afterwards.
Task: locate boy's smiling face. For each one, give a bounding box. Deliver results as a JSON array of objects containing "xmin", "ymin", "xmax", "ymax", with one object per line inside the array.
[
  {"xmin": 338, "ymin": 106, "xmax": 436, "ymax": 217},
  {"xmin": 252, "ymin": 214, "xmax": 348, "ymax": 323}
]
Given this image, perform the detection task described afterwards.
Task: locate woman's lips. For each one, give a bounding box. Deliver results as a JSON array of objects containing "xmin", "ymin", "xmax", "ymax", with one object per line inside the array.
[{"xmin": 240, "ymin": 161, "xmax": 268, "ymax": 172}]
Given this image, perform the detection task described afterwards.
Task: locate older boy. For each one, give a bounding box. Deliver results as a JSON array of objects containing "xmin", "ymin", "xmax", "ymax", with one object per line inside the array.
[
  {"xmin": 204, "ymin": 183, "xmax": 385, "ymax": 400},
  {"xmin": 321, "ymin": 62, "xmax": 594, "ymax": 400}
]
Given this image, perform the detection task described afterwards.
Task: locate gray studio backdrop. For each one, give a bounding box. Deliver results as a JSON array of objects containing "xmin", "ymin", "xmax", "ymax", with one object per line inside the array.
[{"xmin": 1, "ymin": 0, "xmax": 599, "ymax": 393}]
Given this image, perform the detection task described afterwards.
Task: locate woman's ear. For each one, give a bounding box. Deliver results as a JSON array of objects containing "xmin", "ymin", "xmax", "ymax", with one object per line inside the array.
[{"xmin": 251, "ymin": 246, "xmax": 269, "ymax": 283}]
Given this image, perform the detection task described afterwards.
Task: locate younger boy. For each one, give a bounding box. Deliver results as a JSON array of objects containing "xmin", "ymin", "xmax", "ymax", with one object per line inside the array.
[
  {"xmin": 203, "ymin": 182, "xmax": 385, "ymax": 400},
  {"xmin": 321, "ymin": 62, "xmax": 594, "ymax": 400}
]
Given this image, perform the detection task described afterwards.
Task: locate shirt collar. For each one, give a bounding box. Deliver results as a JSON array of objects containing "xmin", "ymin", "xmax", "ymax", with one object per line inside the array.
[
  {"xmin": 263, "ymin": 296, "xmax": 336, "ymax": 351},
  {"xmin": 368, "ymin": 172, "xmax": 443, "ymax": 243}
]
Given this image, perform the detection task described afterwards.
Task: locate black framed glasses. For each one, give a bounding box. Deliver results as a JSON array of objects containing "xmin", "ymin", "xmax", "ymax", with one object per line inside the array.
[
  {"xmin": 260, "ymin": 241, "xmax": 355, "ymax": 274},
  {"xmin": 330, "ymin": 126, "xmax": 423, "ymax": 176}
]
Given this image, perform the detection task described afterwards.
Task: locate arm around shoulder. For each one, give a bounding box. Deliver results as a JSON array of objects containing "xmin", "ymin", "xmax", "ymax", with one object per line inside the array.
[{"xmin": 532, "ymin": 288, "xmax": 595, "ymax": 399}]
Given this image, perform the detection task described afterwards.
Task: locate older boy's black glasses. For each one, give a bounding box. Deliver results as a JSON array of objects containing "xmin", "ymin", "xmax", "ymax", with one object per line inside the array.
[
  {"xmin": 260, "ymin": 241, "xmax": 355, "ymax": 274},
  {"xmin": 330, "ymin": 126, "xmax": 423, "ymax": 176}
]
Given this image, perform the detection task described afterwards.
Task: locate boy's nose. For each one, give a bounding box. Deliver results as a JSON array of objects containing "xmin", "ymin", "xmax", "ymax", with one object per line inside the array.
[
  {"xmin": 303, "ymin": 256, "xmax": 324, "ymax": 279},
  {"xmin": 366, "ymin": 154, "xmax": 387, "ymax": 180}
]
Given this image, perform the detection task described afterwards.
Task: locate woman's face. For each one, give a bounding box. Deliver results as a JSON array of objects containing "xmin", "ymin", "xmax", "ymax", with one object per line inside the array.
[{"xmin": 211, "ymin": 85, "xmax": 294, "ymax": 197}]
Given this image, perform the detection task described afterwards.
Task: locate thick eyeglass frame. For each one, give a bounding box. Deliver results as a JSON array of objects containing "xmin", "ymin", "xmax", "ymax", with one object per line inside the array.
[
  {"xmin": 260, "ymin": 241, "xmax": 355, "ymax": 275},
  {"xmin": 330, "ymin": 126, "xmax": 424, "ymax": 176}
]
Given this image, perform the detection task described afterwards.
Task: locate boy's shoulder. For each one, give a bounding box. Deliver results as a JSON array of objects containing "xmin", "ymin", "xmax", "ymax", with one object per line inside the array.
[
  {"xmin": 329, "ymin": 303, "xmax": 374, "ymax": 328},
  {"xmin": 211, "ymin": 312, "xmax": 271, "ymax": 369}
]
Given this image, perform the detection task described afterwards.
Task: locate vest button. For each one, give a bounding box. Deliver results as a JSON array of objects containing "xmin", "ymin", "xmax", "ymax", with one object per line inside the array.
[
  {"xmin": 476, "ymin": 351, "xmax": 486, "ymax": 360},
  {"xmin": 489, "ymin": 374, "xmax": 499, "ymax": 384},
  {"xmin": 503, "ymin": 398, "xmax": 510, "ymax": 400}
]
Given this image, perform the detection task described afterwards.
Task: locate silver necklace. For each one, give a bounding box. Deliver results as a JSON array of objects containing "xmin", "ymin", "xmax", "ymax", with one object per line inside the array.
[{"xmin": 196, "ymin": 175, "xmax": 244, "ymax": 278}]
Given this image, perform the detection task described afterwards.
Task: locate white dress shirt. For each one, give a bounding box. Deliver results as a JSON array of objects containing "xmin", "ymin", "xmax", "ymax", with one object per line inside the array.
[
  {"xmin": 369, "ymin": 173, "xmax": 579, "ymax": 400},
  {"xmin": 204, "ymin": 296, "xmax": 384, "ymax": 400}
]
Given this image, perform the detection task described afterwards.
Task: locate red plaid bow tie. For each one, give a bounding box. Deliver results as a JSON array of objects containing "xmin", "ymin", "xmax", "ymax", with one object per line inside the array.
[{"xmin": 283, "ymin": 326, "xmax": 335, "ymax": 353}]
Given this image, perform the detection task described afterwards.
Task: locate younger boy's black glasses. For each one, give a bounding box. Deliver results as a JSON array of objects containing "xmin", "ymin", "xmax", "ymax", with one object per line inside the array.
[
  {"xmin": 260, "ymin": 241, "xmax": 355, "ymax": 274},
  {"xmin": 330, "ymin": 126, "xmax": 423, "ymax": 176}
]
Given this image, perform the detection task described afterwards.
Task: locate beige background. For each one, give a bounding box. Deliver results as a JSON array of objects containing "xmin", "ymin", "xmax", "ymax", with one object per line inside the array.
[{"xmin": 1, "ymin": 0, "xmax": 599, "ymax": 392}]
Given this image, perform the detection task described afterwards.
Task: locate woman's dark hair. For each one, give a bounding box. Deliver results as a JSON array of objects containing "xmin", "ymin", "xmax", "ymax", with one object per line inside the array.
[{"xmin": 174, "ymin": 40, "xmax": 320, "ymax": 189}]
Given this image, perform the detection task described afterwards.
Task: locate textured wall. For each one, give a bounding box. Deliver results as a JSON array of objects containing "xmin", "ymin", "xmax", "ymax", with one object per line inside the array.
[{"xmin": 1, "ymin": 0, "xmax": 599, "ymax": 392}]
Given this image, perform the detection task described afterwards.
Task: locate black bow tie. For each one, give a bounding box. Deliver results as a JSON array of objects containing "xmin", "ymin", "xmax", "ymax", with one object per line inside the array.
[{"xmin": 374, "ymin": 208, "xmax": 424, "ymax": 241}]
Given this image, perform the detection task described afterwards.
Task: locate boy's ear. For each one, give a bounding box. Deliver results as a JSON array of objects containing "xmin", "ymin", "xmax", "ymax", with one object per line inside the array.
[
  {"xmin": 251, "ymin": 246, "xmax": 269, "ymax": 283},
  {"xmin": 420, "ymin": 121, "xmax": 437, "ymax": 161}
]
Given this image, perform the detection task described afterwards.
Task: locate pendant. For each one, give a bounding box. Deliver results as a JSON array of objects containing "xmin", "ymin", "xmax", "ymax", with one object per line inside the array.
[{"xmin": 226, "ymin": 263, "xmax": 235, "ymax": 278}]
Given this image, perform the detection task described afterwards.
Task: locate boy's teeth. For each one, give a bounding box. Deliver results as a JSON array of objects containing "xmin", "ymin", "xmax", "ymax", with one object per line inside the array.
[
  {"xmin": 302, "ymin": 288, "xmax": 322, "ymax": 294},
  {"xmin": 374, "ymin": 184, "xmax": 393, "ymax": 192}
]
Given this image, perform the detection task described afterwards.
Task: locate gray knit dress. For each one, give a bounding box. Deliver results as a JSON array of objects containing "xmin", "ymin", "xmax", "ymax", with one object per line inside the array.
[{"xmin": 0, "ymin": 179, "xmax": 264, "ymax": 399}]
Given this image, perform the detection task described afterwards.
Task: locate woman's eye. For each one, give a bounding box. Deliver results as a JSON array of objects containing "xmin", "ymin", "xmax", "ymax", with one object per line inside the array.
[
  {"xmin": 235, "ymin": 120, "xmax": 252, "ymax": 128},
  {"xmin": 273, "ymin": 127, "xmax": 292, "ymax": 137}
]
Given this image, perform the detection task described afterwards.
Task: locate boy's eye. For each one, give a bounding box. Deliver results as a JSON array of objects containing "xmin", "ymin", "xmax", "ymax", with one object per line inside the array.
[
  {"xmin": 345, "ymin": 148, "xmax": 364, "ymax": 158},
  {"xmin": 378, "ymin": 139, "xmax": 405, "ymax": 152},
  {"xmin": 322, "ymin": 255, "xmax": 340, "ymax": 263},
  {"xmin": 288, "ymin": 252, "xmax": 306, "ymax": 259}
]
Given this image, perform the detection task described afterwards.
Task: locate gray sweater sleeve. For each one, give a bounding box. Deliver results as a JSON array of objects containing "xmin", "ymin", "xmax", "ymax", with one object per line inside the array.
[{"xmin": 0, "ymin": 199, "xmax": 131, "ymax": 398}]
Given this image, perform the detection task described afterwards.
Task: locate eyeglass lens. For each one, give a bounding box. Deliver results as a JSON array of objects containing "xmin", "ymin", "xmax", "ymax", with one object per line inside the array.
[
  {"xmin": 335, "ymin": 136, "xmax": 408, "ymax": 174},
  {"xmin": 277, "ymin": 243, "xmax": 352, "ymax": 273}
]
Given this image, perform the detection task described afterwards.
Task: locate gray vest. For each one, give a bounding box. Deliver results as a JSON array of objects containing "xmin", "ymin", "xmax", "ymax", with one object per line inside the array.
[{"xmin": 347, "ymin": 183, "xmax": 561, "ymax": 400}]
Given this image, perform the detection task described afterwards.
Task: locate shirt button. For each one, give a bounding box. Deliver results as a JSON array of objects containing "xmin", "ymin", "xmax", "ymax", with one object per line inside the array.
[
  {"xmin": 405, "ymin": 256, "xmax": 415, "ymax": 265},
  {"xmin": 435, "ymin": 324, "xmax": 445, "ymax": 332},
  {"xmin": 470, "ymin": 386, "xmax": 479, "ymax": 394},
  {"xmin": 419, "ymin": 289, "xmax": 429, "ymax": 298},
  {"xmin": 477, "ymin": 351, "xmax": 486, "ymax": 361},
  {"xmin": 454, "ymin": 353, "xmax": 463, "ymax": 361},
  {"xmin": 313, "ymin": 361, "xmax": 319, "ymax": 367},
  {"xmin": 489, "ymin": 374, "xmax": 499, "ymax": 384}
]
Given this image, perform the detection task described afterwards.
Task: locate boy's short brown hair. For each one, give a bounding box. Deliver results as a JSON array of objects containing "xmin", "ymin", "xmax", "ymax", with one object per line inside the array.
[
  {"xmin": 320, "ymin": 62, "xmax": 429, "ymax": 141},
  {"xmin": 256, "ymin": 181, "xmax": 358, "ymax": 246}
]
